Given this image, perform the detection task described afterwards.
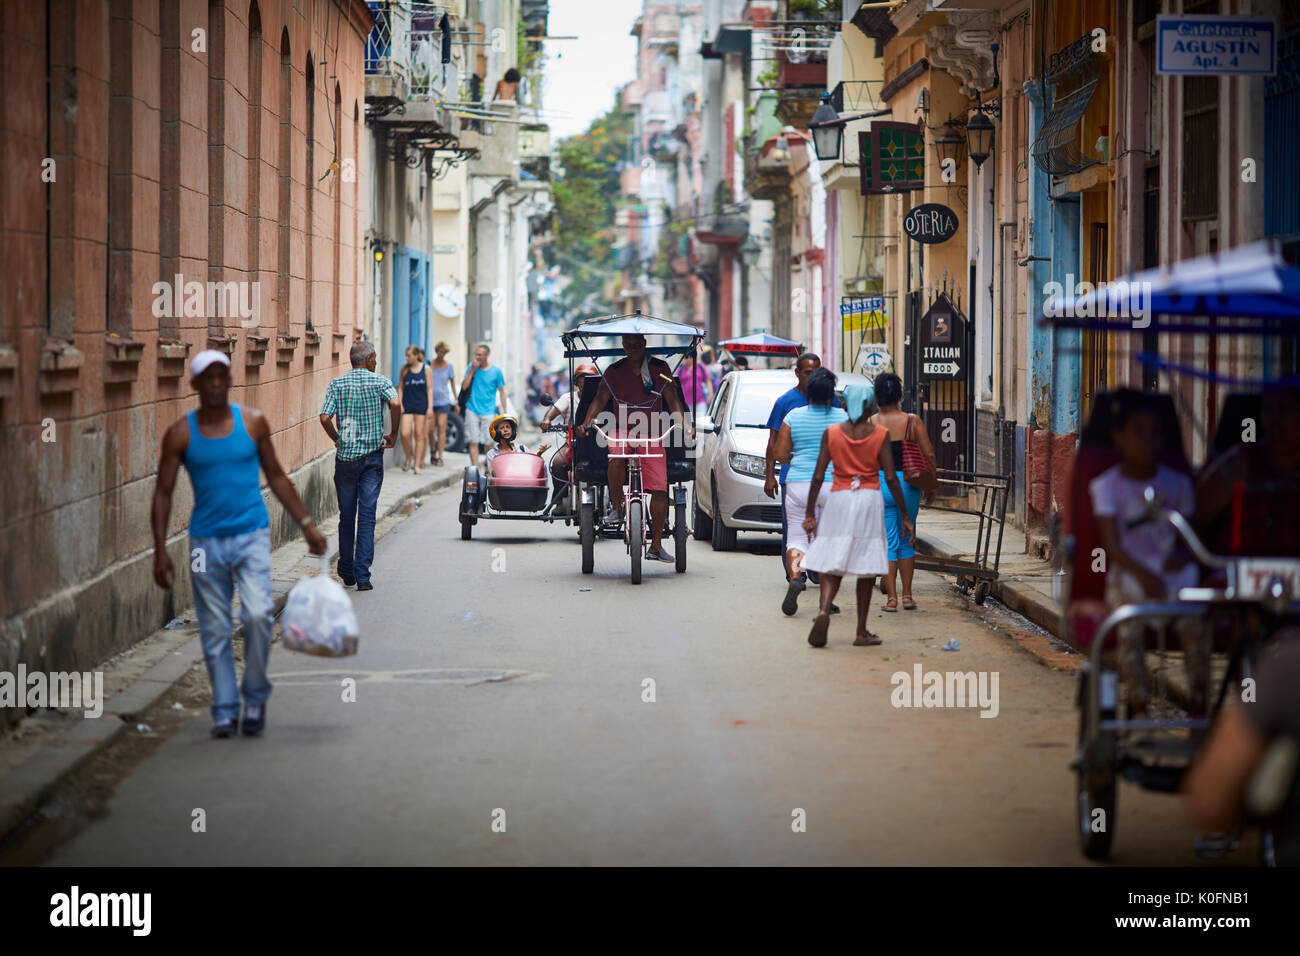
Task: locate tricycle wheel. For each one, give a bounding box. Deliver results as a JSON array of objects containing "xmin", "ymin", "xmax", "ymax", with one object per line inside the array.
[
  {"xmin": 580, "ymin": 502, "xmax": 595, "ymax": 574},
  {"xmin": 460, "ymin": 517, "xmax": 473, "ymax": 540},
  {"xmin": 1076, "ymin": 668, "xmax": 1118, "ymax": 860},
  {"xmin": 974, "ymin": 580, "xmax": 990, "ymax": 605},
  {"xmin": 1077, "ymin": 767, "xmax": 1117, "ymax": 861},
  {"xmin": 674, "ymin": 500, "xmax": 688, "ymax": 573},
  {"xmin": 629, "ymin": 497, "xmax": 643, "ymax": 585}
]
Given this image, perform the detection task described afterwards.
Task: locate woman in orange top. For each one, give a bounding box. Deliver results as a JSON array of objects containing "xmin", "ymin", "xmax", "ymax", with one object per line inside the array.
[{"xmin": 802, "ymin": 382, "xmax": 913, "ymax": 648}]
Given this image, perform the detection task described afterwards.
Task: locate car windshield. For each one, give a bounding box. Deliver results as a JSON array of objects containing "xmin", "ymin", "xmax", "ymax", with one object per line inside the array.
[{"xmin": 730, "ymin": 383, "xmax": 792, "ymax": 428}]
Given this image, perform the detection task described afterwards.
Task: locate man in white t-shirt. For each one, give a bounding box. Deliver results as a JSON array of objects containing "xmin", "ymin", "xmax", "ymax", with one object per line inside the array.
[{"xmin": 540, "ymin": 364, "xmax": 598, "ymax": 514}]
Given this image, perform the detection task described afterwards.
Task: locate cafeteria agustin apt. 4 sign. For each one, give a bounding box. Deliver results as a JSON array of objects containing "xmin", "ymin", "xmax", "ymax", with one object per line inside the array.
[
  {"xmin": 1156, "ymin": 15, "xmax": 1276, "ymax": 76},
  {"xmin": 903, "ymin": 203, "xmax": 959, "ymax": 244}
]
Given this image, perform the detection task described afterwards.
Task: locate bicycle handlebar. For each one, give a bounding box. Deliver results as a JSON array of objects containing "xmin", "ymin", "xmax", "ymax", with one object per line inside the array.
[
  {"xmin": 1124, "ymin": 487, "xmax": 1227, "ymax": 570},
  {"xmin": 590, "ymin": 423, "xmax": 679, "ymax": 446}
]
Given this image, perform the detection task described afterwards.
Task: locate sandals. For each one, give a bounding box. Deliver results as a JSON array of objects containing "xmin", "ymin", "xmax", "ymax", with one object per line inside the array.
[
  {"xmin": 853, "ymin": 631, "xmax": 883, "ymax": 647},
  {"xmin": 901, "ymin": 595, "xmax": 917, "ymax": 611},
  {"xmin": 882, "ymin": 597, "xmax": 898, "ymax": 612},
  {"xmin": 807, "ymin": 612, "xmax": 830, "ymax": 648}
]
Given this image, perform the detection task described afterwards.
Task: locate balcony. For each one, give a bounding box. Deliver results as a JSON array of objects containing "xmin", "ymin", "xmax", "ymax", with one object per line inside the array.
[{"xmin": 364, "ymin": 1, "xmax": 411, "ymax": 107}]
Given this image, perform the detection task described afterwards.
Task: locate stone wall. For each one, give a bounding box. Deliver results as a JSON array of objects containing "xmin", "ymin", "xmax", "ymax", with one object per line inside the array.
[{"xmin": 0, "ymin": 0, "xmax": 376, "ymax": 729}]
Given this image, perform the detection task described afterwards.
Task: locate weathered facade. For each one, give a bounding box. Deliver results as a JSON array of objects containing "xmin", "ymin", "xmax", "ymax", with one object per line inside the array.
[{"xmin": 0, "ymin": 0, "xmax": 374, "ymax": 725}]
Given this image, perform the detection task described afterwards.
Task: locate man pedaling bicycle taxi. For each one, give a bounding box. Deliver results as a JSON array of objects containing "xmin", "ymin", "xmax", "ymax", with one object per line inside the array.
[
  {"xmin": 541, "ymin": 363, "xmax": 599, "ymax": 515},
  {"xmin": 576, "ymin": 334, "xmax": 692, "ymax": 563}
]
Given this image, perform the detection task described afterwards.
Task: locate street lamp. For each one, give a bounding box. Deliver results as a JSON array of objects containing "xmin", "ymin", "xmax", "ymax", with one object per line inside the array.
[
  {"xmin": 807, "ymin": 89, "xmax": 892, "ymax": 164},
  {"xmin": 809, "ymin": 92, "xmax": 841, "ymax": 162},
  {"xmin": 966, "ymin": 110, "xmax": 994, "ymax": 168},
  {"xmin": 965, "ymin": 42, "xmax": 1001, "ymax": 169},
  {"xmin": 932, "ymin": 121, "xmax": 965, "ymax": 169}
]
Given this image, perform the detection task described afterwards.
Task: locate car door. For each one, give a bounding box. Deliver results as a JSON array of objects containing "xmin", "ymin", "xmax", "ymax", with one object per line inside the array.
[{"xmin": 696, "ymin": 377, "xmax": 732, "ymax": 509}]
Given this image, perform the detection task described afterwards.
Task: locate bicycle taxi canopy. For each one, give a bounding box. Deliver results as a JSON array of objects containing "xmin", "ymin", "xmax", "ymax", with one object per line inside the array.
[{"xmin": 562, "ymin": 311, "xmax": 706, "ymax": 360}]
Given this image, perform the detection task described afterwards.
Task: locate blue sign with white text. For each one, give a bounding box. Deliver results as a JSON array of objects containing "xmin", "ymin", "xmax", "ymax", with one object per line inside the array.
[{"xmin": 1156, "ymin": 15, "xmax": 1276, "ymax": 76}]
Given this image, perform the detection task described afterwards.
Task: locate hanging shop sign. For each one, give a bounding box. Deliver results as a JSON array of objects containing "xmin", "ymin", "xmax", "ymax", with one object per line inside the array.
[
  {"xmin": 920, "ymin": 293, "xmax": 965, "ymax": 379},
  {"xmin": 1156, "ymin": 15, "xmax": 1276, "ymax": 76},
  {"xmin": 903, "ymin": 203, "xmax": 959, "ymax": 245},
  {"xmin": 840, "ymin": 296, "xmax": 888, "ymax": 332}
]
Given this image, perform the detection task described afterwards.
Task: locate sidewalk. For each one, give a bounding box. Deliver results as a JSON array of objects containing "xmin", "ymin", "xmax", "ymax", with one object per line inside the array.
[
  {"xmin": 0, "ymin": 450, "xmax": 467, "ymax": 843},
  {"xmin": 914, "ymin": 508, "xmax": 1062, "ymax": 639}
]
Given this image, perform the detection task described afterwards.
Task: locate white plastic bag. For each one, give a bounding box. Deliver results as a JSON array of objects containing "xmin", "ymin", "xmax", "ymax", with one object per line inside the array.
[{"xmin": 281, "ymin": 556, "xmax": 360, "ymax": 657}]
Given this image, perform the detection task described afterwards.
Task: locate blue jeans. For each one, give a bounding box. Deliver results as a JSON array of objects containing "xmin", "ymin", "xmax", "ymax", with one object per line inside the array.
[
  {"xmin": 780, "ymin": 482, "xmax": 819, "ymax": 584},
  {"xmin": 883, "ymin": 478, "xmax": 923, "ymax": 561},
  {"xmin": 190, "ymin": 527, "xmax": 274, "ymax": 722},
  {"xmin": 335, "ymin": 449, "xmax": 385, "ymax": 583}
]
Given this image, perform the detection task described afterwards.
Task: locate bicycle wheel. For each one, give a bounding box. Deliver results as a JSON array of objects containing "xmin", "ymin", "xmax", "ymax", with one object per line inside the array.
[
  {"xmin": 580, "ymin": 501, "xmax": 595, "ymax": 574},
  {"xmin": 628, "ymin": 497, "xmax": 643, "ymax": 585},
  {"xmin": 674, "ymin": 499, "xmax": 687, "ymax": 573}
]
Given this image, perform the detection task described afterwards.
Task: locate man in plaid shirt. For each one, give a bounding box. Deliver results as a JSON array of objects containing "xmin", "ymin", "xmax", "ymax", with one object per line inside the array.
[{"xmin": 319, "ymin": 340, "xmax": 401, "ymax": 591}]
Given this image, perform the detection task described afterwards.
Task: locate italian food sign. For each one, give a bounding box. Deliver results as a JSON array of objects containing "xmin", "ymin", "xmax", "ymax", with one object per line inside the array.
[{"xmin": 903, "ymin": 203, "xmax": 959, "ymax": 245}]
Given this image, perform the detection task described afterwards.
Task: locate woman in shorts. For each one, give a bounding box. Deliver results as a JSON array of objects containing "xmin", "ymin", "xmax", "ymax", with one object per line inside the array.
[
  {"xmin": 427, "ymin": 342, "xmax": 456, "ymax": 466},
  {"xmin": 397, "ymin": 345, "xmax": 431, "ymax": 474}
]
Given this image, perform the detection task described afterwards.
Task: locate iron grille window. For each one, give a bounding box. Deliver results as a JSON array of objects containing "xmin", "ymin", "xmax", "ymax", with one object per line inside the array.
[{"xmin": 1265, "ymin": 28, "xmax": 1300, "ymax": 238}]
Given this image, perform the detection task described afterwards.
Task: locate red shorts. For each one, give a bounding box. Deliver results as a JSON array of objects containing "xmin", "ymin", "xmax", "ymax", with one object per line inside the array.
[{"xmin": 609, "ymin": 434, "xmax": 667, "ymax": 492}]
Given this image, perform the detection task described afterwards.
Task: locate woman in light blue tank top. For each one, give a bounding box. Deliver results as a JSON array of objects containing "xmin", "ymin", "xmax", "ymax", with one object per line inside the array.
[
  {"xmin": 183, "ymin": 404, "xmax": 269, "ymax": 538},
  {"xmin": 772, "ymin": 370, "xmax": 847, "ymax": 615}
]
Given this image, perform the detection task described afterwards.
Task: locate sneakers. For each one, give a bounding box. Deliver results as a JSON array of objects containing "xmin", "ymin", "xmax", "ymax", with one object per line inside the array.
[
  {"xmin": 241, "ymin": 703, "xmax": 266, "ymax": 737},
  {"xmin": 645, "ymin": 545, "xmax": 674, "ymax": 562},
  {"xmin": 782, "ymin": 579, "xmax": 806, "ymax": 616},
  {"xmin": 210, "ymin": 718, "xmax": 238, "ymax": 739}
]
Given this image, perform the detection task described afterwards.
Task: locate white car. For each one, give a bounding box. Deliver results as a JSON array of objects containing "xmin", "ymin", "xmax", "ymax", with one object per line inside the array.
[{"xmin": 692, "ymin": 368, "xmax": 874, "ymax": 551}]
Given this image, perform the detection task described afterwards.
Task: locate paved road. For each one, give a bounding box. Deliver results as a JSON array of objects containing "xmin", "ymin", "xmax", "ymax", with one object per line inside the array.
[{"xmin": 49, "ymin": 485, "xmax": 1221, "ymax": 865}]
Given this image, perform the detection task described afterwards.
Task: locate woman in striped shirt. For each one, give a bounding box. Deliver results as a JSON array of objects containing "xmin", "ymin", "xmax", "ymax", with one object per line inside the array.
[{"xmin": 773, "ymin": 368, "xmax": 848, "ymax": 616}]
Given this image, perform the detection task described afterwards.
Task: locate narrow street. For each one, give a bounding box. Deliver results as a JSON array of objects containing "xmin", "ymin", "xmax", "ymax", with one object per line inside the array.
[{"xmin": 43, "ymin": 485, "xmax": 1216, "ymax": 867}]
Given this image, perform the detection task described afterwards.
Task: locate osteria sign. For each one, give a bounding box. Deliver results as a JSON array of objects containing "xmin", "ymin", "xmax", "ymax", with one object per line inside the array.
[{"xmin": 902, "ymin": 203, "xmax": 959, "ymax": 244}]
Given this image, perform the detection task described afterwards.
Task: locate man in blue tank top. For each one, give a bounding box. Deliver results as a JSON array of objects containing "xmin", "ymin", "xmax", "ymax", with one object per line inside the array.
[{"xmin": 152, "ymin": 350, "xmax": 327, "ymax": 738}]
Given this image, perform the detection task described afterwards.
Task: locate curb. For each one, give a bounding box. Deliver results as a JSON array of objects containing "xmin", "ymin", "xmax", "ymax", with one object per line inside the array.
[
  {"xmin": 0, "ymin": 469, "xmax": 462, "ymax": 846},
  {"xmin": 913, "ymin": 531, "xmax": 1063, "ymax": 641}
]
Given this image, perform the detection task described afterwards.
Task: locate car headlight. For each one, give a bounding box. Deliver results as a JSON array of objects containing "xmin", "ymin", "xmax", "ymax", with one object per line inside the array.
[{"xmin": 728, "ymin": 452, "xmax": 766, "ymax": 477}]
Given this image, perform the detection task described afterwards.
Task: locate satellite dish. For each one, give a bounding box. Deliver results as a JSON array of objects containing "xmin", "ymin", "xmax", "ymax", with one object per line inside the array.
[{"xmin": 432, "ymin": 285, "xmax": 464, "ymax": 318}]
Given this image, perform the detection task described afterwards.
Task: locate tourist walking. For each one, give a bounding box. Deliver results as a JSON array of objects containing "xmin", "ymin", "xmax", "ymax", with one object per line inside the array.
[
  {"xmin": 801, "ymin": 382, "xmax": 913, "ymax": 648},
  {"xmin": 871, "ymin": 372, "xmax": 936, "ymax": 611},
  {"xmin": 397, "ymin": 345, "xmax": 432, "ymax": 474},
  {"xmin": 427, "ymin": 341, "xmax": 456, "ymax": 466},
  {"xmin": 772, "ymin": 368, "xmax": 847, "ymax": 616},
  {"xmin": 680, "ymin": 350, "xmax": 714, "ymax": 419},
  {"xmin": 461, "ymin": 344, "xmax": 508, "ymax": 468},
  {"xmin": 318, "ymin": 340, "xmax": 401, "ymax": 592},
  {"xmin": 152, "ymin": 350, "xmax": 327, "ymax": 738}
]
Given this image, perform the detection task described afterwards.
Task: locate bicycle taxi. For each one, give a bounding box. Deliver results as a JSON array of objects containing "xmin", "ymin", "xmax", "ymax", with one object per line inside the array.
[
  {"xmin": 1043, "ymin": 242, "xmax": 1300, "ymax": 862},
  {"xmin": 563, "ymin": 312, "xmax": 705, "ymax": 584}
]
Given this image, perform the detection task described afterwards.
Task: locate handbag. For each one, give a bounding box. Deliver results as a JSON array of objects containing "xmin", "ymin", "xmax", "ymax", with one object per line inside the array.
[
  {"xmin": 901, "ymin": 415, "xmax": 938, "ymax": 493},
  {"xmin": 457, "ymin": 367, "xmax": 473, "ymax": 414}
]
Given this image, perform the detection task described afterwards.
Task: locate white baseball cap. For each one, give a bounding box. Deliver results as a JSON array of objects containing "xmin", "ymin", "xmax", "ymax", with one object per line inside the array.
[{"xmin": 189, "ymin": 349, "xmax": 231, "ymax": 378}]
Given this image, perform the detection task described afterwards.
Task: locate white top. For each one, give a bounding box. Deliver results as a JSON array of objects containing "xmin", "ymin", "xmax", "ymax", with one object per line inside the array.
[
  {"xmin": 546, "ymin": 392, "xmax": 575, "ymax": 429},
  {"xmin": 1089, "ymin": 463, "xmax": 1198, "ymax": 604}
]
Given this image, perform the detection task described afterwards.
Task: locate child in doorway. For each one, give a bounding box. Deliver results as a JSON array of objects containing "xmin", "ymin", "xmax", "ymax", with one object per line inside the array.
[{"xmin": 1089, "ymin": 394, "xmax": 1209, "ymax": 717}]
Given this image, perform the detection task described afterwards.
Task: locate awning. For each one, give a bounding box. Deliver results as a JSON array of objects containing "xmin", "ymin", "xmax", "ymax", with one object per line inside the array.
[{"xmin": 1036, "ymin": 242, "xmax": 1300, "ymax": 334}]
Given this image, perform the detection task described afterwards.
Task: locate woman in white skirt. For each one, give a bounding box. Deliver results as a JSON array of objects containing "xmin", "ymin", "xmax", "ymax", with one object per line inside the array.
[{"xmin": 802, "ymin": 382, "xmax": 914, "ymax": 648}]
